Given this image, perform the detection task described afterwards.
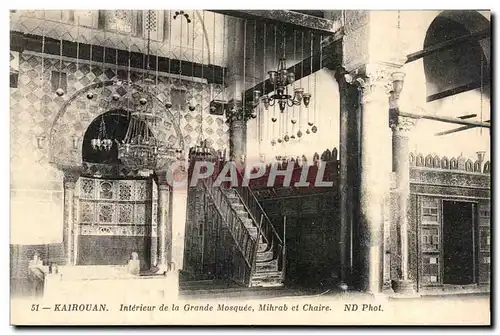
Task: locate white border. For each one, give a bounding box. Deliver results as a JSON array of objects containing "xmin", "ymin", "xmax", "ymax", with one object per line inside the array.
[{"xmin": 3, "ymin": 3, "xmax": 498, "ymax": 334}]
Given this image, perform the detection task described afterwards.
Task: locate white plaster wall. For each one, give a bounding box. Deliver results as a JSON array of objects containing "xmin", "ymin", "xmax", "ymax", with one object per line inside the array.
[
  {"xmin": 246, "ymin": 68, "xmax": 340, "ymax": 165},
  {"xmin": 398, "ymin": 11, "xmax": 491, "ymax": 161}
]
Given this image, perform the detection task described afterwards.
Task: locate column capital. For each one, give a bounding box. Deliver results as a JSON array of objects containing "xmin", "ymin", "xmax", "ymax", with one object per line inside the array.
[
  {"xmin": 225, "ymin": 100, "xmax": 256, "ymax": 123},
  {"xmin": 155, "ymin": 172, "xmax": 171, "ymax": 190},
  {"xmin": 345, "ymin": 63, "xmax": 405, "ymax": 105},
  {"xmin": 390, "ymin": 111, "xmax": 417, "ymax": 135},
  {"xmin": 63, "ymin": 170, "xmax": 80, "ymax": 187},
  {"xmin": 158, "ymin": 183, "xmax": 170, "ymax": 191}
]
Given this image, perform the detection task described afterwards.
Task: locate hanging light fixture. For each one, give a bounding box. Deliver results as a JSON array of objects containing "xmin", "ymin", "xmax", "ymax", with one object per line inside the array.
[
  {"xmin": 117, "ymin": 10, "xmax": 181, "ymax": 171},
  {"xmin": 91, "ymin": 116, "xmax": 112, "ymax": 151},
  {"xmin": 131, "ymin": 10, "xmax": 162, "ymax": 125},
  {"xmin": 261, "ymin": 57, "xmax": 304, "ymax": 113},
  {"xmin": 87, "ymin": 22, "xmax": 94, "ymax": 100},
  {"xmin": 92, "ymin": 33, "xmax": 113, "ymax": 152},
  {"xmin": 259, "ymin": 27, "xmax": 311, "ymax": 113},
  {"xmin": 55, "ymin": 29, "xmax": 65, "ymax": 97},
  {"xmin": 117, "ymin": 113, "xmax": 179, "ymax": 170}
]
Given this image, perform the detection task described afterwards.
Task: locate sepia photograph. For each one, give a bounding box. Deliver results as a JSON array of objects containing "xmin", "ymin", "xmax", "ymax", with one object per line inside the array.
[{"xmin": 8, "ymin": 8, "xmax": 491, "ymax": 326}]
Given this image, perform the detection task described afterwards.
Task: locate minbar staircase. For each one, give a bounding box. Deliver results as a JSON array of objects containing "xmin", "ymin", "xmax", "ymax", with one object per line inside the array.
[
  {"xmin": 222, "ymin": 188, "xmax": 284, "ymax": 288},
  {"xmin": 201, "ymin": 160, "xmax": 285, "ymax": 289}
]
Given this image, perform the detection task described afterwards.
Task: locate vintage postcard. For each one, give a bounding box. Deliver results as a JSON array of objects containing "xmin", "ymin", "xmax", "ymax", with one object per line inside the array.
[{"xmin": 9, "ymin": 9, "xmax": 491, "ymax": 325}]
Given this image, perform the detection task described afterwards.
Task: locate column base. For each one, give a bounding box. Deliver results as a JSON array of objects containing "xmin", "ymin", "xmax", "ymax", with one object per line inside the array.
[
  {"xmin": 382, "ymin": 280, "xmax": 395, "ymax": 294},
  {"xmin": 336, "ymin": 281, "xmax": 349, "ymax": 293},
  {"xmin": 393, "ymin": 279, "xmax": 416, "ymax": 295}
]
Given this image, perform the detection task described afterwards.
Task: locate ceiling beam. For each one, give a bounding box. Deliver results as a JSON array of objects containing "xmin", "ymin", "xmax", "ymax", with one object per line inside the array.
[
  {"xmin": 396, "ymin": 109, "xmax": 490, "ymax": 128},
  {"xmin": 435, "ymin": 118, "xmax": 489, "ymax": 136},
  {"xmin": 406, "ymin": 28, "xmax": 490, "ymax": 64},
  {"xmin": 210, "ymin": 10, "xmax": 343, "ymax": 35},
  {"xmin": 457, "ymin": 114, "xmax": 478, "ymax": 119},
  {"xmin": 426, "ymin": 78, "xmax": 489, "ymax": 102},
  {"xmin": 10, "ymin": 31, "xmax": 226, "ymax": 85}
]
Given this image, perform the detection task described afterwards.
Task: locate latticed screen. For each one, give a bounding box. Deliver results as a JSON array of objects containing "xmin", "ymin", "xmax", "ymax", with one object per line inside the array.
[
  {"xmin": 422, "ymin": 256, "xmax": 440, "ymax": 284},
  {"xmin": 478, "ymin": 200, "xmax": 491, "ymax": 284},
  {"xmin": 421, "ymin": 198, "xmax": 439, "ymax": 224},
  {"xmin": 419, "ymin": 197, "xmax": 442, "ymax": 285},
  {"xmin": 77, "ymin": 177, "xmax": 152, "ymax": 236}
]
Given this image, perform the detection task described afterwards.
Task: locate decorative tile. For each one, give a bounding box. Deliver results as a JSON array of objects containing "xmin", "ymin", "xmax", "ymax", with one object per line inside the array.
[{"xmin": 12, "ymin": 49, "xmax": 229, "ymax": 173}]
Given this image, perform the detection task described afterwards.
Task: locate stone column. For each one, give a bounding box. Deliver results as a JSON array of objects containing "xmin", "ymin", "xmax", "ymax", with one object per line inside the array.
[
  {"xmin": 341, "ymin": 9, "xmax": 407, "ymax": 294},
  {"xmin": 63, "ymin": 171, "xmax": 79, "ymax": 265},
  {"xmin": 350, "ymin": 64, "xmax": 395, "ymax": 294},
  {"xmin": 150, "ymin": 179, "xmax": 158, "ymax": 267},
  {"xmin": 390, "ymin": 114, "xmax": 416, "ymax": 294},
  {"xmin": 334, "ymin": 67, "xmax": 360, "ymax": 288},
  {"xmin": 225, "ymin": 17, "xmax": 251, "ymax": 169},
  {"xmin": 156, "ymin": 173, "xmax": 173, "ymax": 268},
  {"xmin": 227, "ymin": 102, "xmax": 250, "ymax": 168}
]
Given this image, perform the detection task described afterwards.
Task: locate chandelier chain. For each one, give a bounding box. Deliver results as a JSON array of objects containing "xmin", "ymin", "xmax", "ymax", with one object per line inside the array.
[
  {"xmin": 40, "ymin": 12, "xmax": 46, "ymax": 127},
  {"xmin": 222, "ymin": 15, "xmax": 226, "ymax": 98},
  {"xmin": 200, "ymin": 10, "xmax": 205, "ymax": 141},
  {"xmin": 213, "ymin": 12, "xmax": 216, "ymax": 85},
  {"xmin": 243, "ymin": 19, "xmax": 247, "ymax": 113},
  {"xmin": 191, "ymin": 10, "xmax": 195, "ymax": 107}
]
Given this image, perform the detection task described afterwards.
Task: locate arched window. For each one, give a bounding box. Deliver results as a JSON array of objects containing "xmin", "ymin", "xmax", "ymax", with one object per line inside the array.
[{"xmin": 423, "ymin": 11, "xmax": 490, "ymax": 102}]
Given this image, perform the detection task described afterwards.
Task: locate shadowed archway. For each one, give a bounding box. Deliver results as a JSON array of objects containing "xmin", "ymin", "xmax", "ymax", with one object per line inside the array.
[
  {"xmin": 423, "ymin": 11, "xmax": 490, "ymax": 99},
  {"xmin": 82, "ymin": 109, "xmax": 152, "ymax": 165}
]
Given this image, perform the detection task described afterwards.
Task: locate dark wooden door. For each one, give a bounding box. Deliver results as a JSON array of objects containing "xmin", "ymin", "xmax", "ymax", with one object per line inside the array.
[{"xmin": 442, "ymin": 201, "xmax": 475, "ymax": 285}]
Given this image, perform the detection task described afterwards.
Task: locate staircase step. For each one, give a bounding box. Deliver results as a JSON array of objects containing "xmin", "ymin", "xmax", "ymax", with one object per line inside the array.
[
  {"xmin": 224, "ymin": 190, "xmax": 238, "ymax": 197},
  {"xmin": 251, "ymin": 272, "xmax": 284, "ymax": 288},
  {"xmin": 256, "ymin": 251, "xmax": 274, "ymax": 262},
  {"xmin": 251, "ymin": 278, "xmax": 284, "ymax": 288},
  {"xmin": 255, "ymin": 259, "xmax": 279, "ymax": 272},
  {"xmin": 252, "ymin": 271, "xmax": 283, "ymax": 280},
  {"xmin": 257, "ymin": 242, "xmax": 268, "ymax": 252},
  {"xmin": 241, "ymin": 218, "xmax": 254, "ymax": 226},
  {"xmin": 247, "ymin": 227, "xmax": 258, "ymax": 234},
  {"xmin": 236, "ymin": 213, "xmax": 250, "ymax": 220},
  {"xmin": 232, "ymin": 203, "xmax": 245, "ymax": 211}
]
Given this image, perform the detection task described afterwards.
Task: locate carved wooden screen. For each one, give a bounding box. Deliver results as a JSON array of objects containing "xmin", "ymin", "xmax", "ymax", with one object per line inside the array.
[
  {"xmin": 418, "ymin": 196, "xmax": 490, "ymax": 287},
  {"xmin": 478, "ymin": 200, "xmax": 491, "ymax": 284},
  {"xmin": 76, "ymin": 177, "xmax": 153, "ymax": 237},
  {"xmin": 419, "ymin": 196, "xmax": 442, "ymax": 286}
]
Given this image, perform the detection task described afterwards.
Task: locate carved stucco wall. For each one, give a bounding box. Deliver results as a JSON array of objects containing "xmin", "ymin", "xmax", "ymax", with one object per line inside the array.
[
  {"xmin": 9, "ymin": 8, "xmax": 230, "ymax": 258},
  {"xmin": 10, "ymin": 10, "xmax": 228, "ymax": 66},
  {"xmin": 12, "ymin": 51, "xmax": 229, "ymax": 165},
  {"xmin": 10, "ymin": 50, "xmax": 229, "ymax": 245},
  {"xmin": 11, "ymin": 51, "xmax": 65, "ymax": 245}
]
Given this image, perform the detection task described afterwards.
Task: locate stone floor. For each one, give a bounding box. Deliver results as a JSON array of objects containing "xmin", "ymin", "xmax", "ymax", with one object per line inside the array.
[{"xmin": 179, "ymin": 279, "xmax": 491, "ymax": 301}]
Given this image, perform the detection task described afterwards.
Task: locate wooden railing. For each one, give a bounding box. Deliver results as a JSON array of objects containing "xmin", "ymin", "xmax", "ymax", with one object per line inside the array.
[
  {"xmin": 212, "ymin": 157, "xmax": 286, "ymax": 281},
  {"xmin": 202, "ymin": 170, "xmax": 258, "ymax": 287},
  {"xmin": 234, "ymin": 180, "xmax": 285, "ymax": 276}
]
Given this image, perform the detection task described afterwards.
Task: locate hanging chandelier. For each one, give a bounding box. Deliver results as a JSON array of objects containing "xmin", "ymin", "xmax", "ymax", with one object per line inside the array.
[
  {"xmin": 91, "ymin": 116, "xmax": 113, "ymax": 151},
  {"xmin": 260, "ymin": 57, "xmax": 311, "ymax": 113},
  {"xmin": 117, "ymin": 117, "xmax": 181, "ymax": 171},
  {"xmin": 116, "ymin": 10, "xmax": 183, "ymax": 171}
]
